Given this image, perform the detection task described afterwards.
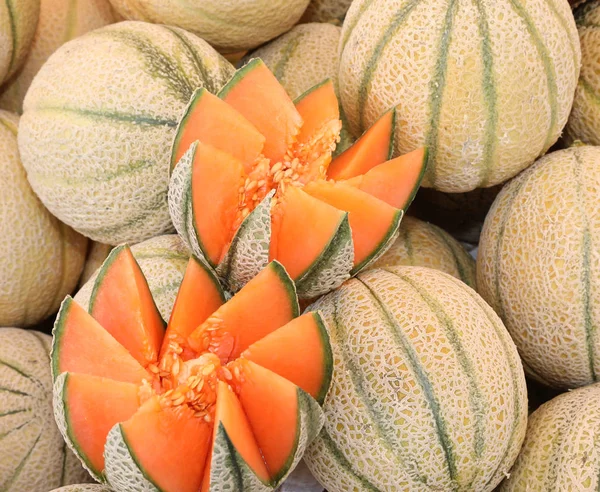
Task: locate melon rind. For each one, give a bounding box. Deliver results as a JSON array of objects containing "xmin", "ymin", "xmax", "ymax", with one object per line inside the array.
[{"xmin": 49, "ymin": 486, "xmax": 112, "ymax": 492}]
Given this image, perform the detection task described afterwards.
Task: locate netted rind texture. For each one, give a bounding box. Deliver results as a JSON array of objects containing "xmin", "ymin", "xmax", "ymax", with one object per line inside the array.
[
  {"xmin": 301, "ymin": 0, "xmax": 352, "ymax": 23},
  {"xmin": 106, "ymin": 0, "xmax": 310, "ymax": 53},
  {"xmin": 477, "ymin": 145, "xmax": 600, "ymax": 389},
  {"xmin": 305, "ymin": 267, "xmax": 527, "ymax": 492},
  {"xmin": 18, "ymin": 21, "xmax": 235, "ymax": 244},
  {"xmin": 371, "ymin": 216, "xmax": 477, "ymax": 289},
  {"xmin": 0, "ymin": 0, "xmax": 116, "ymax": 113},
  {"xmin": 0, "ymin": 329, "xmax": 91, "ymax": 491},
  {"xmin": 50, "ymin": 486, "xmax": 113, "ymax": 492},
  {"xmin": 339, "ymin": 0, "xmax": 580, "ymax": 192},
  {"xmin": 0, "ymin": 110, "xmax": 88, "ymax": 327},
  {"xmin": 500, "ymin": 383, "xmax": 600, "ymax": 491},
  {"xmin": 74, "ymin": 234, "xmax": 189, "ymax": 321},
  {"xmin": 564, "ymin": 0, "xmax": 600, "ymax": 145}
]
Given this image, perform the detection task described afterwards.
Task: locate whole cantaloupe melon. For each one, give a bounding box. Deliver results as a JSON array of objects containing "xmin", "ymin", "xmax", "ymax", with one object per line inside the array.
[
  {"xmin": 305, "ymin": 267, "xmax": 528, "ymax": 492},
  {"xmin": 478, "ymin": 145, "xmax": 600, "ymax": 389},
  {"xmin": 18, "ymin": 21, "xmax": 235, "ymax": 245},
  {"xmin": 0, "ymin": 328, "xmax": 91, "ymax": 491},
  {"xmin": 501, "ymin": 383, "xmax": 600, "ymax": 491},
  {"xmin": 301, "ymin": 0, "xmax": 352, "ymax": 23},
  {"xmin": 339, "ymin": 0, "xmax": 580, "ymax": 192},
  {"xmin": 106, "ymin": 0, "xmax": 310, "ymax": 53},
  {"xmin": 0, "ymin": 110, "xmax": 88, "ymax": 327},
  {"xmin": 0, "ymin": 0, "xmax": 116, "ymax": 114},
  {"xmin": 370, "ymin": 216, "xmax": 476, "ymax": 288}
]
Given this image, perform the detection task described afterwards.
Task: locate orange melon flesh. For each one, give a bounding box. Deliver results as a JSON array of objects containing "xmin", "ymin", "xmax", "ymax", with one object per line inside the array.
[
  {"xmin": 62, "ymin": 373, "xmax": 140, "ymax": 476},
  {"xmin": 191, "ymin": 142, "xmax": 247, "ymax": 265},
  {"xmin": 327, "ymin": 108, "xmax": 395, "ymax": 180},
  {"xmin": 89, "ymin": 246, "xmax": 164, "ymax": 367},
  {"xmin": 234, "ymin": 360, "xmax": 299, "ymax": 482},
  {"xmin": 171, "ymin": 88, "xmax": 265, "ymax": 174},
  {"xmin": 303, "ymin": 180, "xmax": 401, "ymax": 268},
  {"xmin": 159, "ymin": 257, "xmax": 225, "ymax": 361},
  {"xmin": 120, "ymin": 397, "xmax": 212, "ymax": 492},
  {"xmin": 343, "ymin": 147, "xmax": 428, "ymax": 210},
  {"xmin": 270, "ymin": 186, "xmax": 346, "ymax": 280},
  {"xmin": 241, "ymin": 312, "xmax": 331, "ymax": 404},
  {"xmin": 53, "ymin": 298, "xmax": 150, "ymax": 385},
  {"xmin": 294, "ymin": 80, "xmax": 339, "ymax": 146},
  {"xmin": 219, "ymin": 59, "xmax": 303, "ymax": 164},
  {"xmin": 187, "ymin": 262, "xmax": 298, "ymax": 362}
]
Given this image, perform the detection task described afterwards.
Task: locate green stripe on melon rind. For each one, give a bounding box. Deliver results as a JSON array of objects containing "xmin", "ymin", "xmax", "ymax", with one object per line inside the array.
[
  {"xmin": 386, "ymin": 108, "xmax": 397, "ymax": 161},
  {"xmin": 1, "ymin": 429, "xmax": 43, "ymax": 491},
  {"xmin": 340, "ymin": 0, "xmax": 377, "ymax": 54},
  {"xmin": 401, "ymin": 147, "xmax": 428, "ymax": 212},
  {"xmin": 50, "ymin": 297, "xmax": 75, "ymax": 381},
  {"xmin": 351, "ymin": 209, "xmax": 403, "ymax": 275},
  {"xmin": 4, "ymin": 0, "xmax": 17, "ymax": 78},
  {"xmin": 104, "ymin": 423, "xmax": 161, "ymax": 492},
  {"xmin": 218, "ymin": 58, "xmax": 264, "ymax": 100},
  {"xmin": 295, "ymin": 214, "xmax": 353, "ymax": 300},
  {"xmin": 273, "ymin": 34, "xmax": 304, "ymax": 83},
  {"xmin": 294, "ymin": 79, "xmax": 333, "ymax": 104},
  {"xmin": 34, "ymin": 106, "xmax": 178, "ymax": 128},
  {"xmin": 88, "ymin": 245, "xmax": 127, "ymax": 314},
  {"xmin": 429, "ymin": 224, "xmax": 475, "ymax": 288},
  {"xmin": 542, "ymin": 0, "xmax": 580, "ymax": 82},
  {"xmin": 170, "ymin": 89, "xmax": 206, "ymax": 171},
  {"xmin": 266, "ymin": 260, "xmax": 301, "ymax": 320},
  {"xmin": 356, "ymin": 0, "xmax": 423, "ymax": 133},
  {"xmin": 53, "ymin": 373, "xmax": 104, "ymax": 482},
  {"xmin": 311, "ymin": 311, "xmax": 335, "ymax": 405}
]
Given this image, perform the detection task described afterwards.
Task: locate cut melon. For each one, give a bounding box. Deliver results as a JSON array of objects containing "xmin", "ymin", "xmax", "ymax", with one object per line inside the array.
[{"xmin": 169, "ymin": 60, "xmax": 425, "ymax": 298}]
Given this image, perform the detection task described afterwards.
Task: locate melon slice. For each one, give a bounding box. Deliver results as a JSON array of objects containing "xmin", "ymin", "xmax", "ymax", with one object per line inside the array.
[
  {"xmin": 327, "ymin": 108, "xmax": 396, "ymax": 180},
  {"xmin": 89, "ymin": 245, "xmax": 164, "ymax": 367}
]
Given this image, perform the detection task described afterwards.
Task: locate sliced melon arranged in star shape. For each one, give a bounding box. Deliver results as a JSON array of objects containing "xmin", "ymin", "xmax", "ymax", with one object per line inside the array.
[{"xmin": 52, "ymin": 245, "xmax": 332, "ymax": 492}]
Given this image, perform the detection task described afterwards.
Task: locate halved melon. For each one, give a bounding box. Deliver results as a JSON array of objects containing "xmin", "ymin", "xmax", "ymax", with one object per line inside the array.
[{"xmin": 169, "ymin": 59, "xmax": 425, "ymax": 299}]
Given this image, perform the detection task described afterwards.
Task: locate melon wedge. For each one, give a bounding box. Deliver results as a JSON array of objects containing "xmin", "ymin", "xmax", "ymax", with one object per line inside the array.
[
  {"xmin": 89, "ymin": 245, "xmax": 164, "ymax": 367},
  {"xmin": 294, "ymin": 80, "xmax": 339, "ymax": 146}
]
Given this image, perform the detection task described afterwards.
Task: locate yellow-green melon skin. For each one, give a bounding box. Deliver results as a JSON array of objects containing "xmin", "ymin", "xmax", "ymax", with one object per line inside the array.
[
  {"xmin": 49, "ymin": 487, "xmax": 111, "ymax": 492},
  {"xmin": 106, "ymin": 0, "xmax": 310, "ymax": 53},
  {"xmin": 0, "ymin": 0, "xmax": 116, "ymax": 114},
  {"xmin": 18, "ymin": 21, "xmax": 235, "ymax": 245},
  {"xmin": 301, "ymin": 0, "xmax": 352, "ymax": 23},
  {"xmin": 370, "ymin": 216, "xmax": 476, "ymax": 289},
  {"xmin": 305, "ymin": 267, "xmax": 527, "ymax": 492},
  {"xmin": 74, "ymin": 234, "xmax": 189, "ymax": 321},
  {"xmin": 0, "ymin": 328, "xmax": 91, "ymax": 491},
  {"xmin": 339, "ymin": 0, "xmax": 580, "ymax": 193},
  {"xmin": 78, "ymin": 241, "xmax": 113, "ymax": 287},
  {"xmin": 0, "ymin": 0, "xmax": 40, "ymax": 85},
  {"xmin": 565, "ymin": 0, "xmax": 600, "ymax": 145},
  {"xmin": 501, "ymin": 383, "xmax": 600, "ymax": 491},
  {"xmin": 478, "ymin": 145, "xmax": 600, "ymax": 389},
  {"xmin": 0, "ymin": 110, "xmax": 88, "ymax": 327}
]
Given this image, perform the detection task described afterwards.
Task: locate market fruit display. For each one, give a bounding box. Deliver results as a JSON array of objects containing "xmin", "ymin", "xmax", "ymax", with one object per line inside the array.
[
  {"xmin": 370, "ymin": 216, "xmax": 476, "ymax": 289},
  {"xmin": 106, "ymin": 0, "xmax": 310, "ymax": 53},
  {"xmin": 338, "ymin": 0, "xmax": 580, "ymax": 192},
  {"xmin": 52, "ymin": 245, "xmax": 331, "ymax": 491},
  {"xmin": 0, "ymin": 110, "xmax": 88, "ymax": 327},
  {"xmin": 170, "ymin": 59, "xmax": 427, "ymax": 298},
  {"xmin": 478, "ymin": 145, "xmax": 600, "ymax": 389},
  {"xmin": 18, "ymin": 21, "xmax": 235, "ymax": 245},
  {"xmin": 501, "ymin": 383, "xmax": 600, "ymax": 491},
  {"xmin": 0, "ymin": 328, "xmax": 91, "ymax": 491},
  {"xmin": 301, "ymin": 0, "xmax": 352, "ymax": 23},
  {"xmin": 305, "ymin": 267, "xmax": 528, "ymax": 492}
]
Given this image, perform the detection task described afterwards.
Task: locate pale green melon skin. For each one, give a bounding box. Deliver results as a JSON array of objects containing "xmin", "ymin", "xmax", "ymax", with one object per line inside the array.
[
  {"xmin": 18, "ymin": 21, "xmax": 235, "ymax": 244},
  {"xmin": 49, "ymin": 486, "xmax": 112, "ymax": 492}
]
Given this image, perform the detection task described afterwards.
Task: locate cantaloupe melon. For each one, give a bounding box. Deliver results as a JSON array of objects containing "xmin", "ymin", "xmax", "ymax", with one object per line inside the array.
[
  {"xmin": 370, "ymin": 216, "xmax": 476, "ymax": 289},
  {"xmin": 0, "ymin": 0, "xmax": 40, "ymax": 85},
  {"xmin": 75, "ymin": 234, "xmax": 188, "ymax": 321},
  {"xmin": 501, "ymin": 383, "xmax": 600, "ymax": 491},
  {"xmin": 53, "ymin": 245, "xmax": 330, "ymax": 491},
  {"xmin": 79, "ymin": 242, "xmax": 113, "ymax": 287},
  {"xmin": 0, "ymin": 110, "xmax": 88, "ymax": 327},
  {"xmin": 0, "ymin": 328, "xmax": 91, "ymax": 491},
  {"xmin": 478, "ymin": 145, "xmax": 600, "ymax": 389},
  {"xmin": 564, "ymin": 1, "xmax": 600, "ymax": 145},
  {"xmin": 0, "ymin": 0, "xmax": 116, "ymax": 114},
  {"xmin": 305, "ymin": 266, "xmax": 528, "ymax": 492},
  {"xmin": 339, "ymin": 0, "xmax": 580, "ymax": 192},
  {"xmin": 105, "ymin": 0, "xmax": 310, "ymax": 53},
  {"xmin": 18, "ymin": 21, "xmax": 235, "ymax": 245},
  {"xmin": 301, "ymin": 0, "xmax": 352, "ymax": 23},
  {"xmin": 50, "ymin": 486, "xmax": 111, "ymax": 492}
]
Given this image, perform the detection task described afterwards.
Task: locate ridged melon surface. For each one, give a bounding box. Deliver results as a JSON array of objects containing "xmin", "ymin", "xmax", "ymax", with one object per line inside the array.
[
  {"xmin": 478, "ymin": 145, "xmax": 600, "ymax": 389},
  {"xmin": 370, "ymin": 216, "xmax": 476, "ymax": 289},
  {"xmin": 305, "ymin": 267, "xmax": 527, "ymax": 492},
  {"xmin": 0, "ymin": 0, "xmax": 116, "ymax": 114},
  {"xmin": 565, "ymin": 1, "xmax": 600, "ymax": 145},
  {"xmin": 0, "ymin": 328, "xmax": 91, "ymax": 491},
  {"xmin": 339, "ymin": 0, "xmax": 580, "ymax": 192},
  {"xmin": 501, "ymin": 383, "xmax": 600, "ymax": 491},
  {"xmin": 18, "ymin": 21, "xmax": 235, "ymax": 244},
  {"xmin": 106, "ymin": 0, "xmax": 310, "ymax": 53},
  {"xmin": 75, "ymin": 235, "xmax": 189, "ymax": 321},
  {"xmin": 301, "ymin": 0, "xmax": 352, "ymax": 23},
  {"xmin": 0, "ymin": 110, "xmax": 88, "ymax": 327},
  {"xmin": 0, "ymin": 0, "xmax": 40, "ymax": 85},
  {"xmin": 79, "ymin": 242, "xmax": 113, "ymax": 287},
  {"xmin": 49, "ymin": 487, "xmax": 111, "ymax": 492}
]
